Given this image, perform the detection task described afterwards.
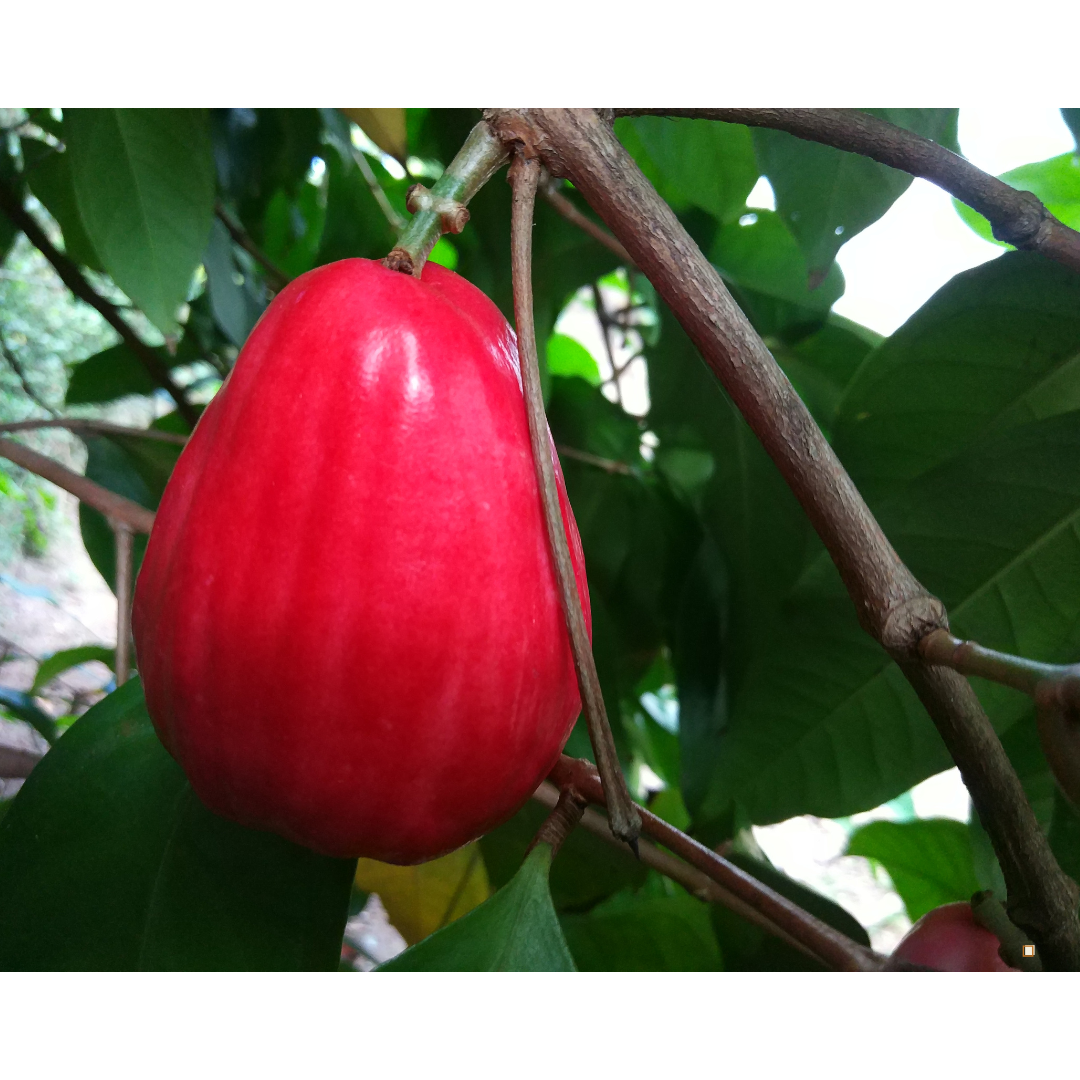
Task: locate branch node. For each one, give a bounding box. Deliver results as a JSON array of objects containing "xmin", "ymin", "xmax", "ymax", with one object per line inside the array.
[
  {"xmin": 880, "ymin": 594, "xmax": 948, "ymax": 659},
  {"xmin": 405, "ymin": 184, "xmax": 470, "ymax": 235}
]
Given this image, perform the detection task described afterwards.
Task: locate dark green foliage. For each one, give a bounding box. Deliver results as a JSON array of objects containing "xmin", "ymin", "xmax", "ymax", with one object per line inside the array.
[{"xmin": 0, "ymin": 680, "xmax": 356, "ymax": 970}]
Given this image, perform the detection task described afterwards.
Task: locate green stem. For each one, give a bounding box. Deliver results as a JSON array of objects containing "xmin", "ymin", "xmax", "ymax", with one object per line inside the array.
[
  {"xmin": 920, "ymin": 629, "xmax": 1065, "ymax": 695},
  {"xmin": 383, "ymin": 121, "xmax": 508, "ymax": 277}
]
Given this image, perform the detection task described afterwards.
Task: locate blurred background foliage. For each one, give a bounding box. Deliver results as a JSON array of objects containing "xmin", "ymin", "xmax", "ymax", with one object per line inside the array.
[{"xmin": 2, "ymin": 107, "xmax": 1080, "ymax": 970}]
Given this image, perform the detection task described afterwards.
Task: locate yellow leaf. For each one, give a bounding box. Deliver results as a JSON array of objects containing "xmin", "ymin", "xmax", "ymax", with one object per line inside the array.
[
  {"xmin": 340, "ymin": 109, "xmax": 407, "ymax": 164},
  {"xmin": 353, "ymin": 842, "xmax": 491, "ymax": 945}
]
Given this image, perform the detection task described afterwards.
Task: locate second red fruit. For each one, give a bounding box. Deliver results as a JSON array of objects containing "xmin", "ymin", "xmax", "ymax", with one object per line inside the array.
[
  {"xmin": 893, "ymin": 902, "xmax": 1017, "ymax": 971},
  {"xmin": 133, "ymin": 259, "xmax": 590, "ymax": 864}
]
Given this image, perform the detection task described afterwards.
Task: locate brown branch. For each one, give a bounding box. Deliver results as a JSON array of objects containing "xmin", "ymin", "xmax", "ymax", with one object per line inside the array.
[
  {"xmin": 113, "ymin": 523, "xmax": 134, "ymax": 684},
  {"xmin": 531, "ymin": 780, "xmax": 829, "ymax": 964},
  {"xmin": 508, "ymin": 150, "xmax": 640, "ymax": 848},
  {"xmin": 528, "ymin": 784, "xmax": 587, "ymax": 860},
  {"xmin": 541, "ymin": 177, "xmax": 634, "ymax": 266},
  {"xmin": 0, "ymin": 437, "xmax": 155, "ymax": 534},
  {"xmin": 487, "ymin": 108, "xmax": 1080, "ymax": 970},
  {"xmin": 214, "ymin": 201, "xmax": 291, "ymax": 292},
  {"xmin": 0, "ymin": 181, "xmax": 198, "ymax": 428},
  {"xmin": 615, "ymin": 109, "xmax": 1080, "ymax": 275},
  {"xmin": 546, "ymin": 757, "xmax": 884, "ymax": 971},
  {"xmin": 0, "ymin": 419, "xmax": 188, "ymax": 445}
]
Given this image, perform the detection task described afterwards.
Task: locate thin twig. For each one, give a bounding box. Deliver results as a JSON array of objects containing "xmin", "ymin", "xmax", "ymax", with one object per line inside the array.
[
  {"xmin": 112, "ymin": 522, "xmax": 134, "ymax": 683},
  {"xmin": 614, "ymin": 109, "xmax": 1080, "ymax": 275},
  {"xmin": 527, "ymin": 784, "xmax": 587, "ymax": 860},
  {"xmin": 508, "ymin": 151, "xmax": 641, "ymax": 849},
  {"xmin": 591, "ymin": 283, "xmax": 624, "ymax": 406},
  {"xmin": 214, "ymin": 201, "xmax": 291, "ymax": 292},
  {"xmin": 486, "ymin": 108, "xmax": 1080, "ymax": 970},
  {"xmin": 351, "ymin": 148, "xmax": 406, "ymax": 232},
  {"xmin": 0, "ymin": 437, "xmax": 155, "ymax": 534},
  {"xmin": 0, "ymin": 181, "xmax": 198, "ymax": 428},
  {"xmin": 545, "ymin": 757, "xmax": 883, "ymax": 971},
  {"xmin": 555, "ymin": 444, "xmax": 635, "ymax": 476},
  {"xmin": 541, "ymin": 177, "xmax": 634, "ymax": 266},
  {"xmin": 0, "ymin": 419, "xmax": 188, "ymax": 445},
  {"xmin": 531, "ymin": 780, "xmax": 825, "ymax": 964}
]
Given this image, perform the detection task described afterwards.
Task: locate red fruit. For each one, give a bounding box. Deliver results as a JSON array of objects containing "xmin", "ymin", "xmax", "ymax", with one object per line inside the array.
[
  {"xmin": 893, "ymin": 902, "xmax": 1018, "ymax": 971},
  {"xmin": 133, "ymin": 258, "xmax": 589, "ymax": 864}
]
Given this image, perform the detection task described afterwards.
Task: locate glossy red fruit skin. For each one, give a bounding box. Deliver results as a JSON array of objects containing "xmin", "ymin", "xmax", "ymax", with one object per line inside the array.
[
  {"xmin": 132, "ymin": 258, "xmax": 590, "ymax": 864},
  {"xmin": 893, "ymin": 902, "xmax": 1018, "ymax": 971}
]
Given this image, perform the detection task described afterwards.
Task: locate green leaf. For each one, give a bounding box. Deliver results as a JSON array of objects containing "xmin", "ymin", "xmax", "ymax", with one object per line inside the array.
[
  {"xmin": 379, "ymin": 844, "xmax": 575, "ymax": 971},
  {"xmin": 64, "ymin": 109, "xmax": 215, "ymax": 334},
  {"xmin": 696, "ymin": 409, "xmax": 1080, "ymax": 832},
  {"xmin": 834, "ymin": 252, "xmax": 1080, "ymax": 506},
  {"xmin": 614, "ymin": 115, "xmax": 758, "ymax": 225},
  {"xmin": 561, "ymin": 879, "xmax": 723, "ymax": 970},
  {"xmin": 0, "ymin": 686, "xmax": 58, "ymax": 744},
  {"xmin": 203, "ymin": 217, "xmax": 265, "ymax": 347},
  {"xmin": 479, "ymin": 799, "xmax": 647, "ymax": 913},
  {"xmin": 546, "ymin": 333, "xmax": 601, "ymax": 386},
  {"xmin": 211, "ymin": 109, "xmax": 323, "ymax": 240},
  {"xmin": 65, "ymin": 343, "xmax": 158, "ymax": 405},
  {"xmin": 755, "ymin": 109, "xmax": 959, "ymax": 283},
  {"xmin": 261, "ymin": 182, "xmax": 326, "ymax": 279},
  {"xmin": 31, "ymin": 645, "xmax": 115, "ymax": 694},
  {"xmin": 955, "ymin": 152, "xmax": 1080, "ymax": 244},
  {"xmin": 0, "ymin": 679, "xmax": 355, "ymax": 970},
  {"xmin": 710, "ymin": 210, "xmax": 845, "ymax": 339},
  {"xmin": 23, "ymin": 143, "xmax": 103, "ymax": 271},
  {"xmin": 846, "ymin": 819, "xmax": 980, "ymax": 923}
]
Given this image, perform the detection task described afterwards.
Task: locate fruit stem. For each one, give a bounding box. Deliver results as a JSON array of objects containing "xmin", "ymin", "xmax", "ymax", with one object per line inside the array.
[
  {"xmin": 508, "ymin": 150, "xmax": 642, "ymax": 849},
  {"xmin": 527, "ymin": 786, "xmax": 587, "ymax": 860},
  {"xmin": 383, "ymin": 121, "xmax": 508, "ymax": 277}
]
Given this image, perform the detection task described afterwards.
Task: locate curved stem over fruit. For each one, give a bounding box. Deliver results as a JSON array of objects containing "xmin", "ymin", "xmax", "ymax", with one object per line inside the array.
[
  {"xmin": 384, "ymin": 122, "xmax": 508, "ymax": 277},
  {"xmin": 508, "ymin": 151, "xmax": 641, "ymax": 849}
]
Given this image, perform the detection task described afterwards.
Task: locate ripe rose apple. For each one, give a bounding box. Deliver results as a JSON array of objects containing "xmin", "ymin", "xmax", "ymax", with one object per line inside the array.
[
  {"xmin": 893, "ymin": 902, "xmax": 1018, "ymax": 971},
  {"xmin": 133, "ymin": 258, "xmax": 589, "ymax": 864}
]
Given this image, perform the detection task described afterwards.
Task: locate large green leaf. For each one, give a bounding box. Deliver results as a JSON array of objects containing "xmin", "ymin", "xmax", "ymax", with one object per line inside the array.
[
  {"xmin": 66, "ymin": 343, "xmax": 158, "ymax": 405},
  {"xmin": 614, "ymin": 115, "xmax": 758, "ymax": 225},
  {"xmin": 955, "ymin": 152, "xmax": 1080, "ymax": 244},
  {"xmin": 203, "ymin": 217, "xmax": 266, "ymax": 347},
  {"xmin": 0, "ymin": 679, "xmax": 356, "ymax": 970},
  {"xmin": 561, "ymin": 878, "xmax": 723, "ymax": 971},
  {"xmin": 695, "ymin": 409, "xmax": 1080, "ymax": 832},
  {"xmin": 846, "ymin": 818, "xmax": 980, "ymax": 923},
  {"xmin": 834, "ymin": 252, "xmax": 1080, "ymax": 506},
  {"xmin": 754, "ymin": 109, "xmax": 959, "ymax": 283},
  {"xmin": 64, "ymin": 109, "xmax": 215, "ymax": 334},
  {"xmin": 22, "ymin": 142, "xmax": 103, "ymax": 271},
  {"xmin": 380, "ymin": 844, "xmax": 575, "ymax": 971}
]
